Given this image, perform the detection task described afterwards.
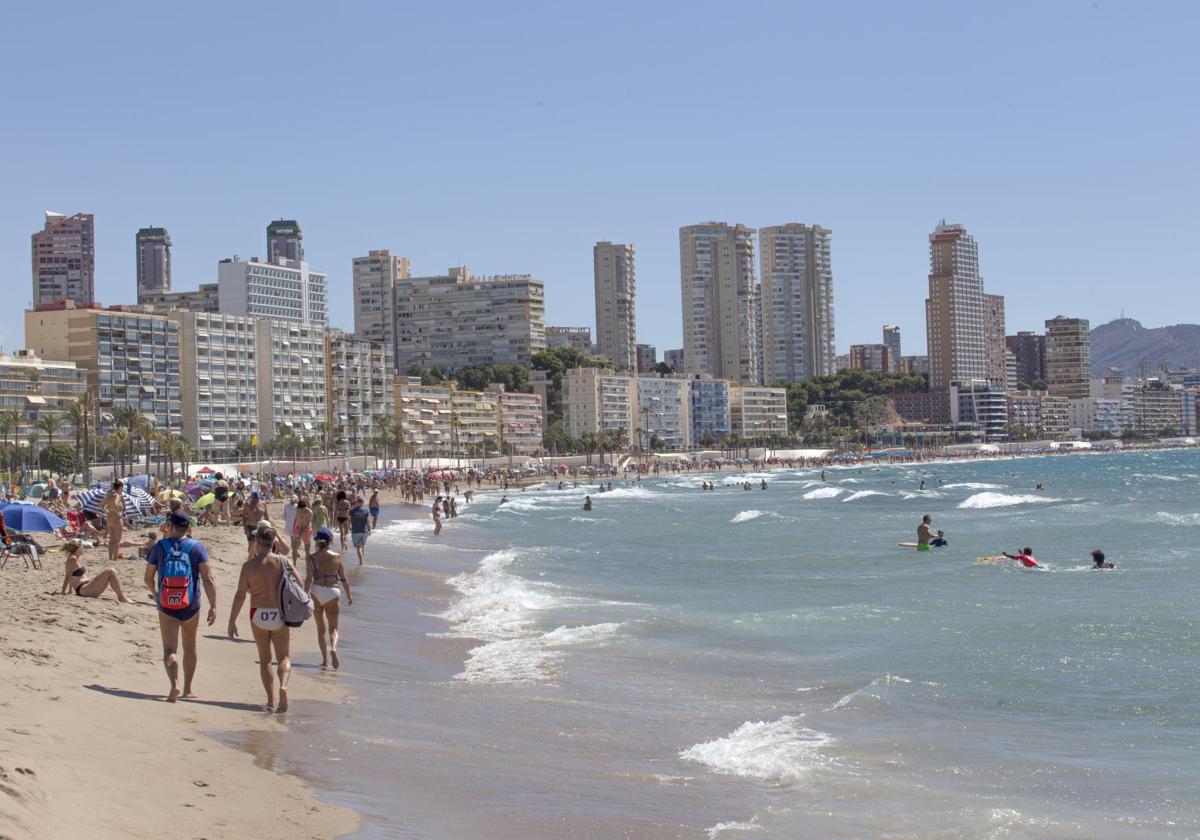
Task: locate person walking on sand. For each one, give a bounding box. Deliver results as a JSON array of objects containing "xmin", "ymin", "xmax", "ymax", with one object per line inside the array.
[
  {"xmin": 368, "ymin": 489, "xmax": 381, "ymax": 529},
  {"xmin": 348, "ymin": 496, "xmax": 372, "ymax": 564},
  {"xmin": 305, "ymin": 528, "xmax": 352, "ymax": 670},
  {"xmin": 432, "ymin": 496, "xmax": 443, "ymax": 536},
  {"xmin": 227, "ymin": 525, "xmax": 295, "ymax": 713},
  {"xmin": 242, "ymin": 491, "xmax": 266, "ymax": 544},
  {"xmin": 144, "ymin": 511, "xmax": 217, "ymax": 702},
  {"xmin": 291, "ymin": 497, "xmax": 313, "ymax": 562}
]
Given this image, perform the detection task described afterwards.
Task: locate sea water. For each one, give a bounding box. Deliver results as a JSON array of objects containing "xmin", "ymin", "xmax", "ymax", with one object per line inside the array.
[{"xmin": 231, "ymin": 449, "xmax": 1200, "ymax": 839}]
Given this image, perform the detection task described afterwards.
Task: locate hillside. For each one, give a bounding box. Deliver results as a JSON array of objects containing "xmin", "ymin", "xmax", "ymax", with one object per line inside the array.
[{"xmin": 1090, "ymin": 318, "xmax": 1200, "ymax": 375}]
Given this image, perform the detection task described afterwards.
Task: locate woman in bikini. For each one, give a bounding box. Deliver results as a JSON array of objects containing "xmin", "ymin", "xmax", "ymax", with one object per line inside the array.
[
  {"xmin": 101, "ymin": 480, "xmax": 125, "ymax": 564},
  {"xmin": 60, "ymin": 539, "xmax": 130, "ymax": 601},
  {"xmin": 291, "ymin": 497, "xmax": 313, "ymax": 561},
  {"xmin": 334, "ymin": 490, "xmax": 351, "ymax": 550},
  {"xmin": 304, "ymin": 528, "xmax": 352, "ymax": 670}
]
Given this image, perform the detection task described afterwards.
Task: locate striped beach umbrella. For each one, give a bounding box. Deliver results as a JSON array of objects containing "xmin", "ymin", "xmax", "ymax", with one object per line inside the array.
[{"xmin": 76, "ymin": 485, "xmax": 156, "ymax": 517}]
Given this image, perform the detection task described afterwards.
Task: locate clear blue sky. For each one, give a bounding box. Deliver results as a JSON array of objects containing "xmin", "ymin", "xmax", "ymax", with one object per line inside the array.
[{"xmin": 2, "ymin": 1, "xmax": 1196, "ymax": 360}]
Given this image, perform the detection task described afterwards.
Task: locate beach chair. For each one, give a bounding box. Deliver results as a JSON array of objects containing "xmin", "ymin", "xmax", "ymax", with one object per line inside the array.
[{"xmin": 0, "ymin": 535, "xmax": 43, "ymax": 570}]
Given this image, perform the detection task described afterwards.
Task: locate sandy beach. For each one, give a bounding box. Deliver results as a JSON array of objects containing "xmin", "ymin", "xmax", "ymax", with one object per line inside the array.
[{"xmin": 0, "ymin": 522, "xmax": 358, "ymax": 840}]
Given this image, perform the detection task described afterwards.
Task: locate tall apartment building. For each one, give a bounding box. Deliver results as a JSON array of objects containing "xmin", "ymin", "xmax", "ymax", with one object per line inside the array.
[
  {"xmin": 1044, "ymin": 316, "xmax": 1092, "ymax": 399},
  {"xmin": 255, "ymin": 320, "xmax": 327, "ymax": 442},
  {"xmin": 849, "ymin": 344, "xmax": 892, "ymax": 373},
  {"xmin": 267, "ymin": 219, "xmax": 304, "ymax": 263},
  {"xmin": 325, "ymin": 330, "xmax": 394, "ymax": 453},
  {"xmin": 136, "ymin": 227, "xmax": 172, "ymax": 302},
  {"xmin": 393, "ymin": 267, "xmax": 545, "ymax": 371},
  {"xmin": 24, "ymin": 304, "xmax": 182, "ymax": 437},
  {"xmin": 217, "ymin": 256, "xmax": 328, "ymax": 326},
  {"xmin": 983, "ymin": 293, "xmax": 1008, "ymax": 389},
  {"xmin": 926, "ymin": 222, "xmax": 986, "ymax": 392},
  {"xmin": 663, "ymin": 349, "xmax": 684, "ymax": 372},
  {"xmin": 352, "ymin": 249, "xmax": 411, "ymax": 358},
  {"xmin": 593, "ymin": 241, "xmax": 637, "ymax": 370},
  {"xmin": 0, "ymin": 349, "xmax": 88, "ymax": 443},
  {"xmin": 689, "ymin": 378, "xmax": 731, "ymax": 447},
  {"xmin": 758, "ymin": 223, "xmax": 835, "ymax": 383},
  {"xmin": 1067, "ymin": 397, "xmax": 1123, "ymax": 436},
  {"xmin": 1131, "ymin": 380, "xmax": 1182, "ymax": 436},
  {"xmin": 1006, "ymin": 331, "xmax": 1046, "ymax": 386},
  {"xmin": 636, "ymin": 344, "xmax": 657, "ymax": 372},
  {"xmin": 882, "ymin": 325, "xmax": 902, "ymax": 373},
  {"xmin": 31, "ymin": 211, "xmax": 95, "ymax": 307},
  {"xmin": 679, "ymin": 223, "xmax": 758, "ymax": 383},
  {"xmin": 636, "ymin": 377, "xmax": 690, "ymax": 451},
  {"xmin": 728, "ymin": 385, "xmax": 788, "ymax": 440},
  {"xmin": 170, "ymin": 311, "xmax": 260, "ymax": 461},
  {"xmin": 546, "ymin": 326, "xmax": 593, "ymax": 354},
  {"xmin": 562, "ymin": 367, "xmax": 636, "ymax": 442},
  {"xmin": 1005, "ymin": 390, "xmax": 1069, "ymax": 439},
  {"xmin": 140, "ymin": 283, "xmax": 221, "ymax": 314}
]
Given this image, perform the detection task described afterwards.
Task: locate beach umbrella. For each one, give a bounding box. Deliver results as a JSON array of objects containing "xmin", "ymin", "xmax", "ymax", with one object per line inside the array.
[
  {"xmin": 27, "ymin": 483, "xmax": 48, "ymax": 498},
  {"xmin": 196, "ymin": 466, "xmax": 216, "ymax": 475},
  {"xmin": 193, "ymin": 492, "xmax": 217, "ymax": 510},
  {"xmin": 157, "ymin": 488, "xmax": 185, "ymax": 502},
  {"xmin": 124, "ymin": 474, "xmax": 155, "ymax": 492},
  {"xmin": 0, "ymin": 503, "xmax": 67, "ymax": 533},
  {"xmin": 315, "ymin": 473, "xmax": 335, "ymax": 482},
  {"xmin": 76, "ymin": 485, "xmax": 156, "ymax": 517},
  {"xmin": 184, "ymin": 483, "xmax": 206, "ymax": 499}
]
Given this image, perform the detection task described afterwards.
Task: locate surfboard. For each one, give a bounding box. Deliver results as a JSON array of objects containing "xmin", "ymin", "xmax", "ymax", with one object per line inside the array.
[{"xmin": 975, "ymin": 555, "xmax": 1007, "ymax": 564}]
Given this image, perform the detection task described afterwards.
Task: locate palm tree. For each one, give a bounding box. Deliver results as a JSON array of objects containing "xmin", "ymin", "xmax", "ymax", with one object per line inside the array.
[
  {"xmin": 24, "ymin": 431, "xmax": 39, "ymax": 471},
  {"xmin": 36, "ymin": 412, "xmax": 65, "ymax": 473},
  {"xmin": 0, "ymin": 408, "xmax": 19, "ymax": 479},
  {"xmin": 107, "ymin": 427, "xmax": 132, "ymax": 477},
  {"xmin": 65, "ymin": 400, "xmax": 87, "ymax": 478}
]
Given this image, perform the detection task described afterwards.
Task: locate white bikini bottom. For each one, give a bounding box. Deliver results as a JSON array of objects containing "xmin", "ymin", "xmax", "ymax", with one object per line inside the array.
[{"xmin": 311, "ymin": 584, "xmax": 341, "ymax": 606}]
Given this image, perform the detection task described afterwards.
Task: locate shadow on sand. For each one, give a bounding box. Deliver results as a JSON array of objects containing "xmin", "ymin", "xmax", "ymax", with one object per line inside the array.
[{"xmin": 84, "ymin": 684, "xmax": 264, "ymax": 713}]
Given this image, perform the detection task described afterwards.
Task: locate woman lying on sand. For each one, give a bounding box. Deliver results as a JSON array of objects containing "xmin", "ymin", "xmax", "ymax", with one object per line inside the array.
[{"xmin": 59, "ymin": 539, "xmax": 130, "ymax": 601}]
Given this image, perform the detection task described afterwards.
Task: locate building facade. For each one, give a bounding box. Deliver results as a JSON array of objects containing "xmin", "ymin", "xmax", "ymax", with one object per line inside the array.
[
  {"xmin": 636, "ymin": 377, "xmax": 690, "ymax": 451},
  {"xmin": 546, "ymin": 326, "xmax": 593, "ymax": 354},
  {"xmin": 1005, "ymin": 390, "xmax": 1068, "ymax": 439},
  {"xmin": 688, "ymin": 378, "xmax": 731, "ymax": 447},
  {"xmin": 135, "ymin": 227, "xmax": 172, "ymax": 302},
  {"xmin": 266, "ymin": 219, "xmax": 304, "ymax": 263},
  {"xmin": 24, "ymin": 304, "xmax": 182, "ymax": 437},
  {"xmin": 0, "ymin": 349, "xmax": 88, "ymax": 445},
  {"xmin": 925, "ymin": 222, "xmax": 986, "ymax": 392},
  {"xmin": 495, "ymin": 388, "xmax": 544, "ymax": 456},
  {"xmin": 593, "ymin": 241, "xmax": 637, "ymax": 370},
  {"xmin": 882, "ymin": 325, "xmax": 902, "ymax": 373},
  {"xmin": 849, "ymin": 344, "xmax": 892, "ymax": 373},
  {"xmin": 325, "ymin": 330, "xmax": 394, "ymax": 454},
  {"xmin": 255, "ymin": 320, "xmax": 327, "ymax": 442},
  {"xmin": 31, "ymin": 211, "xmax": 95, "ymax": 307},
  {"xmin": 140, "ymin": 283, "xmax": 220, "ymax": 314},
  {"xmin": 983, "ymin": 293, "xmax": 1008, "ymax": 389},
  {"xmin": 949, "ymin": 380, "xmax": 1007, "ymax": 441},
  {"xmin": 663, "ymin": 348, "xmax": 684, "ymax": 372},
  {"xmin": 1044, "ymin": 316, "xmax": 1092, "ymax": 400},
  {"xmin": 636, "ymin": 344, "xmax": 657, "ymax": 372},
  {"xmin": 218, "ymin": 256, "xmax": 328, "ymax": 326},
  {"xmin": 1006, "ymin": 331, "xmax": 1046, "ymax": 386},
  {"xmin": 1067, "ymin": 397, "xmax": 1123, "ymax": 436},
  {"xmin": 758, "ymin": 223, "xmax": 835, "ymax": 383},
  {"xmin": 728, "ymin": 385, "xmax": 788, "ymax": 440},
  {"xmin": 562, "ymin": 367, "xmax": 636, "ymax": 443},
  {"xmin": 352, "ymin": 249, "xmax": 411, "ymax": 360},
  {"xmin": 680, "ymin": 222, "xmax": 759, "ymax": 383},
  {"xmin": 1131, "ymin": 380, "xmax": 1182, "ymax": 436},
  {"xmin": 170, "ymin": 311, "xmax": 260, "ymax": 461},
  {"xmin": 393, "ymin": 268, "xmax": 545, "ymax": 371}
]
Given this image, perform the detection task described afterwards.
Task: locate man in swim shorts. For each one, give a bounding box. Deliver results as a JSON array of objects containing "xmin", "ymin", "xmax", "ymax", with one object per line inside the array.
[
  {"xmin": 917, "ymin": 514, "xmax": 933, "ymax": 552},
  {"xmin": 242, "ymin": 491, "xmax": 265, "ymax": 543},
  {"xmin": 348, "ymin": 496, "xmax": 371, "ymax": 564},
  {"xmin": 144, "ymin": 512, "xmax": 218, "ymax": 702},
  {"xmin": 227, "ymin": 525, "xmax": 296, "ymax": 713}
]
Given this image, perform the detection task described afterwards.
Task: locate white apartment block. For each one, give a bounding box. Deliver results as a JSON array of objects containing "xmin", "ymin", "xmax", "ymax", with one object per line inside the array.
[
  {"xmin": 728, "ymin": 384, "xmax": 788, "ymax": 440},
  {"xmin": 495, "ymin": 388, "xmax": 544, "ymax": 456},
  {"xmin": 352, "ymin": 250, "xmax": 411, "ymax": 359},
  {"xmin": 218, "ymin": 256, "xmax": 328, "ymax": 326},
  {"xmin": 1006, "ymin": 390, "xmax": 1068, "ymax": 439},
  {"xmin": 325, "ymin": 330, "xmax": 394, "ymax": 453},
  {"xmin": 255, "ymin": 320, "xmax": 327, "ymax": 442},
  {"xmin": 926, "ymin": 222, "xmax": 986, "ymax": 392},
  {"xmin": 636, "ymin": 377, "xmax": 690, "ymax": 451},
  {"xmin": 680, "ymin": 223, "xmax": 759, "ymax": 384},
  {"xmin": 394, "ymin": 267, "xmax": 546, "ymax": 371},
  {"xmin": 593, "ymin": 242, "xmax": 637, "ymax": 370},
  {"xmin": 170, "ymin": 311, "xmax": 260, "ymax": 461},
  {"xmin": 0, "ymin": 349, "xmax": 88, "ymax": 442},
  {"xmin": 24, "ymin": 305, "xmax": 182, "ymax": 437},
  {"xmin": 562, "ymin": 367, "xmax": 636, "ymax": 443},
  {"xmin": 546, "ymin": 326, "xmax": 593, "ymax": 354},
  {"xmin": 759, "ymin": 223, "xmax": 835, "ymax": 383},
  {"xmin": 1068, "ymin": 397, "xmax": 1123, "ymax": 436},
  {"xmin": 395, "ymin": 380, "xmax": 537, "ymax": 457}
]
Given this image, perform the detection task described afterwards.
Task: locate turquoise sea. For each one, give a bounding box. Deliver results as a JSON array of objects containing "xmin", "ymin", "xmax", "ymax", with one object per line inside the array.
[{"xmin": 231, "ymin": 449, "xmax": 1200, "ymax": 839}]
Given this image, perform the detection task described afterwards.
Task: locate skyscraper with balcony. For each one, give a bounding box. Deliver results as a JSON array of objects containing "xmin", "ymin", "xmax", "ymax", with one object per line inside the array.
[
  {"xmin": 135, "ymin": 227, "xmax": 172, "ymax": 302},
  {"xmin": 267, "ymin": 219, "xmax": 304, "ymax": 263},
  {"xmin": 983, "ymin": 292, "xmax": 1008, "ymax": 389},
  {"xmin": 217, "ymin": 256, "xmax": 328, "ymax": 326},
  {"xmin": 31, "ymin": 211, "xmax": 95, "ymax": 307},
  {"xmin": 1006, "ymin": 331, "xmax": 1046, "ymax": 386},
  {"xmin": 352, "ymin": 249, "xmax": 412, "ymax": 362},
  {"xmin": 1044, "ymin": 315, "xmax": 1092, "ymax": 399},
  {"xmin": 325, "ymin": 329, "xmax": 394, "ymax": 453},
  {"xmin": 758, "ymin": 223, "xmax": 835, "ymax": 383},
  {"xmin": 680, "ymin": 222, "xmax": 758, "ymax": 384},
  {"xmin": 593, "ymin": 241, "xmax": 637, "ymax": 370},
  {"xmin": 882, "ymin": 325, "xmax": 902, "ymax": 373},
  {"xmin": 925, "ymin": 222, "xmax": 986, "ymax": 392}
]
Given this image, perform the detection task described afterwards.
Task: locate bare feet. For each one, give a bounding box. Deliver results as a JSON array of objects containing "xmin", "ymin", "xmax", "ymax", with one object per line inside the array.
[
  {"xmin": 276, "ymin": 687, "xmax": 288, "ymax": 714},
  {"xmin": 182, "ymin": 691, "xmax": 199, "ymax": 700},
  {"xmin": 167, "ymin": 687, "xmax": 180, "ymax": 703},
  {"xmin": 118, "ymin": 596, "xmax": 131, "ymax": 604},
  {"xmin": 262, "ymin": 703, "xmax": 275, "ymax": 713},
  {"xmin": 330, "ymin": 650, "xmax": 340, "ymax": 670}
]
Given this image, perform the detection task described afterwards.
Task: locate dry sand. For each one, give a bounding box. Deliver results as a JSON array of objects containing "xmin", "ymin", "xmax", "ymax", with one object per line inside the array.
[{"xmin": 0, "ymin": 522, "xmax": 358, "ymax": 840}]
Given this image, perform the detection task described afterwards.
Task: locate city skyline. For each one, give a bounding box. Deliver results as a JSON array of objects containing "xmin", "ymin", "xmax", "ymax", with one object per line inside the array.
[{"xmin": 2, "ymin": 3, "xmax": 1197, "ymax": 357}]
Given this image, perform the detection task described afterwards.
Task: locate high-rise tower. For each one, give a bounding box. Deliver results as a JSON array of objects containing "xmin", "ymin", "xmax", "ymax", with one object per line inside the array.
[
  {"xmin": 679, "ymin": 222, "xmax": 758, "ymax": 384},
  {"xmin": 31, "ymin": 211, "xmax": 95, "ymax": 306},
  {"xmin": 136, "ymin": 227, "xmax": 172, "ymax": 302},
  {"xmin": 593, "ymin": 241, "xmax": 637, "ymax": 370},
  {"xmin": 925, "ymin": 221, "xmax": 986, "ymax": 392},
  {"xmin": 758, "ymin": 224, "xmax": 835, "ymax": 382}
]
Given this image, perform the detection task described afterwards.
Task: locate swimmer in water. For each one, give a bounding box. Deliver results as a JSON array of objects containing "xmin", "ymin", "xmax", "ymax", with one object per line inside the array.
[
  {"xmin": 1091, "ymin": 549, "xmax": 1114, "ymax": 569},
  {"xmin": 919, "ymin": 479, "xmax": 926, "ymax": 490},
  {"xmin": 499, "ymin": 495, "xmax": 508, "ymax": 505},
  {"xmin": 760, "ymin": 480, "xmax": 767, "ymax": 490},
  {"xmin": 821, "ymin": 470, "xmax": 827, "ymax": 482},
  {"xmin": 582, "ymin": 496, "xmax": 592, "ymax": 511},
  {"xmin": 931, "ymin": 530, "xmax": 948, "ymax": 547},
  {"xmin": 1003, "ymin": 547, "xmax": 1040, "ymax": 568},
  {"xmin": 916, "ymin": 514, "xmax": 933, "ymax": 552}
]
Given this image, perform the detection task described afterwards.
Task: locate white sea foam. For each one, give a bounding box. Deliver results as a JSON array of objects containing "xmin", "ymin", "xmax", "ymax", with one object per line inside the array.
[
  {"xmin": 680, "ymin": 716, "xmax": 831, "ymax": 784},
  {"xmin": 439, "ymin": 548, "xmax": 562, "ymax": 640},
  {"xmin": 841, "ymin": 490, "xmax": 890, "ymax": 502},
  {"xmin": 802, "ymin": 486, "xmax": 843, "ymax": 500},
  {"xmin": 1154, "ymin": 511, "xmax": 1200, "ymax": 526},
  {"xmin": 901, "ymin": 489, "xmax": 944, "ymax": 500},
  {"xmin": 457, "ymin": 622, "xmax": 625, "ymax": 684},
  {"xmin": 370, "ymin": 518, "xmax": 430, "ymax": 545},
  {"xmin": 731, "ymin": 510, "xmax": 766, "ymax": 524},
  {"xmin": 706, "ymin": 817, "xmax": 763, "ymax": 838},
  {"xmin": 943, "ymin": 482, "xmax": 1006, "ymax": 490},
  {"xmin": 957, "ymin": 491, "xmax": 1064, "ymax": 510}
]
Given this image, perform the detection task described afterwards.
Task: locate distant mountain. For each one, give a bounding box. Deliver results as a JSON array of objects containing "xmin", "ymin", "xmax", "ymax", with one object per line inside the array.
[{"xmin": 1090, "ymin": 318, "xmax": 1200, "ymax": 375}]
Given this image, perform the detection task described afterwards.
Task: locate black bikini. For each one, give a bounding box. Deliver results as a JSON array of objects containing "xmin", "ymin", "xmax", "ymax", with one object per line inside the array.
[{"xmin": 71, "ymin": 565, "xmax": 87, "ymax": 595}]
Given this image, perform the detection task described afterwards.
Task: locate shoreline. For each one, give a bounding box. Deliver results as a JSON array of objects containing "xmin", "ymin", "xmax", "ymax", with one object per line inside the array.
[{"xmin": 0, "ymin": 523, "xmax": 358, "ymax": 840}]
